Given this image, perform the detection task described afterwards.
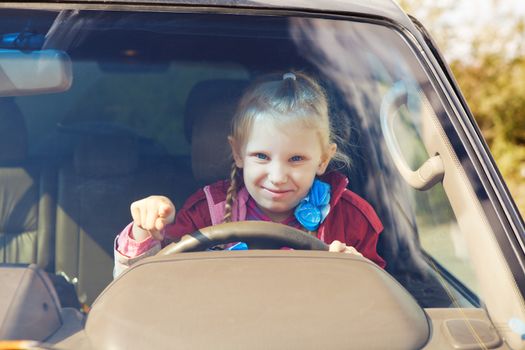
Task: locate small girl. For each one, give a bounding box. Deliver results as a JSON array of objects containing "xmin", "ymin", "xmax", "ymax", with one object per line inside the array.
[{"xmin": 114, "ymin": 71, "xmax": 385, "ymax": 276}]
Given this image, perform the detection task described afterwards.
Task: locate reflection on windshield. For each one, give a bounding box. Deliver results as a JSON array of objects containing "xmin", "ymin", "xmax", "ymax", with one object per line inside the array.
[
  {"xmin": 0, "ymin": 9, "xmax": 480, "ymax": 308},
  {"xmin": 289, "ymin": 16, "xmax": 479, "ymax": 306}
]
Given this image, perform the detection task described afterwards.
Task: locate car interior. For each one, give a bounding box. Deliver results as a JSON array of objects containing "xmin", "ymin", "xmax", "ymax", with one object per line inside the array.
[
  {"xmin": 0, "ymin": 6, "xmax": 479, "ymax": 307},
  {"xmin": 1, "ymin": 65, "xmax": 442, "ymax": 307},
  {"xmin": 0, "ymin": 7, "xmax": 523, "ymax": 349}
]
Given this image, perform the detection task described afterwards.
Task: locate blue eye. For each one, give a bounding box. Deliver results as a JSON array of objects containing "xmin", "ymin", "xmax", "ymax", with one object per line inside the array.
[
  {"xmin": 255, "ymin": 153, "xmax": 268, "ymax": 160},
  {"xmin": 290, "ymin": 155, "xmax": 303, "ymax": 162}
]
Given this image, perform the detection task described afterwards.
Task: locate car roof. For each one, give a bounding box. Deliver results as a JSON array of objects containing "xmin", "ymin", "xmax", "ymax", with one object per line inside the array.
[{"xmin": 56, "ymin": 0, "xmax": 416, "ymax": 32}]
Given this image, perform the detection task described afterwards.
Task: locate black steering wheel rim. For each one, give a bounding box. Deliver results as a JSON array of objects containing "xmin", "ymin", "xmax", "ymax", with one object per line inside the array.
[{"xmin": 158, "ymin": 221, "xmax": 328, "ymax": 255}]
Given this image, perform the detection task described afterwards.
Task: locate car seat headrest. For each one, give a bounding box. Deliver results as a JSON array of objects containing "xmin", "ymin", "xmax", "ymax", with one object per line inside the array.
[
  {"xmin": 185, "ymin": 79, "xmax": 249, "ymax": 185},
  {"xmin": 0, "ymin": 98, "xmax": 27, "ymax": 163},
  {"xmin": 74, "ymin": 133, "xmax": 138, "ymax": 178}
]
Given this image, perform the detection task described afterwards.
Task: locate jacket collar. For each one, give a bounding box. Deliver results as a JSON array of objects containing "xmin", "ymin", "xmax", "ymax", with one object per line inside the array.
[{"xmin": 319, "ymin": 171, "xmax": 349, "ymax": 207}]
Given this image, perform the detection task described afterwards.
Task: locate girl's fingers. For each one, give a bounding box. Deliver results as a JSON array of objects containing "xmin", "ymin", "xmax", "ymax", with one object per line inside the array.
[
  {"xmin": 328, "ymin": 240, "xmax": 363, "ymax": 256},
  {"xmin": 148, "ymin": 227, "xmax": 164, "ymax": 241},
  {"xmin": 158, "ymin": 203, "xmax": 176, "ymax": 224},
  {"xmin": 155, "ymin": 217, "xmax": 170, "ymax": 232},
  {"xmin": 144, "ymin": 205, "xmax": 159, "ymax": 231},
  {"xmin": 345, "ymin": 246, "xmax": 363, "ymax": 256},
  {"xmin": 139, "ymin": 204, "xmax": 149, "ymax": 230},
  {"xmin": 130, "ymin": 202, "xmax": 142, "ymax": 227},
  {"xmin": 328, "ymin": 240, "xmax": 345, "ymax": 252},
  {"xmin": 129, "ymin": 196, "xmax": 175, "ymax": 241},
  {"xmin": 158, "ymin": 203, "xmax": 171, "ymax": 217}
]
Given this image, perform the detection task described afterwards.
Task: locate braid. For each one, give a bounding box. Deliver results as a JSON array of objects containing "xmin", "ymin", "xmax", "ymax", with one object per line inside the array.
[{"xmin": 223, "ymin": 162, "xmax": 241, "ymax": 223}]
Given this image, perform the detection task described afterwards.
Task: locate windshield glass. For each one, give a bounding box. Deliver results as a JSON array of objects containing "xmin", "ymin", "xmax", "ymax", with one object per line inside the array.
[{"xmin": 0, "ymin": 8, "xmax": 481, "ymax": 308}]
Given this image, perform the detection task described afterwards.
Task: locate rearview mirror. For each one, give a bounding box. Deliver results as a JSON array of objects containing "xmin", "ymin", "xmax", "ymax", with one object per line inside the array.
[{"xmin": 0, "ymin": 49, "xmax": 72, "ymax": 96}]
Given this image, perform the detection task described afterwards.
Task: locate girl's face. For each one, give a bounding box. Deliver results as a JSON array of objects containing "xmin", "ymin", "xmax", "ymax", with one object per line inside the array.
[{"xmin": 230, "ymin": 118, "xmax": 336, "ymax": 223}]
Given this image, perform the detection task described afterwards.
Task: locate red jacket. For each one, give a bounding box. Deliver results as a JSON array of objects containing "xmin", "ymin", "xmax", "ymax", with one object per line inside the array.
[{"xmin": 164, "ymin": 172, "xmax": 385, "ymax": 268}]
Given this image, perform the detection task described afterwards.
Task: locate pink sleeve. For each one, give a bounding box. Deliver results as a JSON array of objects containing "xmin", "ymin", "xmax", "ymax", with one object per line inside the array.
[{"xmin": 116, "ymin": 222, "xmax": 160, "ymax": 258}]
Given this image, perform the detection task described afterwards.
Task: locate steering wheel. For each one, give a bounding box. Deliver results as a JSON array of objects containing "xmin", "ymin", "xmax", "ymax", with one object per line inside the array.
[{"xmin": 158, "ymin": 221, "xmax": 328, "ymax": 255}]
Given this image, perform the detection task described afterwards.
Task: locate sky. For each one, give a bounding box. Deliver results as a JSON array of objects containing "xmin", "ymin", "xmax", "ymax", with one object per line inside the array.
[{"xmin": 402, "ymin": 0, "xmax": 525, "ymax": 61}]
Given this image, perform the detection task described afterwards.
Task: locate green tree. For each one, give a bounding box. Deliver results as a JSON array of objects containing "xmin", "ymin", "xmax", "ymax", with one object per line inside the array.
[{"xmin": 399, "ymin": 0, "xmax": 525, "ymax": 216}]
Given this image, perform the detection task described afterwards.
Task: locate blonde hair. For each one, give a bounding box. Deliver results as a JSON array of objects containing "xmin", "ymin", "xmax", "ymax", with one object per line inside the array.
[{"xmin": 223, "ymin": 71, "xmax": 350, "ymax": 223}]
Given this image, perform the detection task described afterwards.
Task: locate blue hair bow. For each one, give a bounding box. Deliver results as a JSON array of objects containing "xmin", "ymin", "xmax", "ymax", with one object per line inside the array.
[{"xmin": 294, "ymin": 179, "xmax": 331, "ymax": 231}]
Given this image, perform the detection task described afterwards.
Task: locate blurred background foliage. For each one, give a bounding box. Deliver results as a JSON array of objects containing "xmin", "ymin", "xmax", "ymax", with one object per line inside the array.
[{"xmin": 399, "ymin": 0, "xmax": 525, "ymax": 218}]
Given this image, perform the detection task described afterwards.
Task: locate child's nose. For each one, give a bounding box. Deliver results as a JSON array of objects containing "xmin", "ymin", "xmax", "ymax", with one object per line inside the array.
[{"xmin": 268, "ymin": 163, "xmax": 288, "ymax": 185}]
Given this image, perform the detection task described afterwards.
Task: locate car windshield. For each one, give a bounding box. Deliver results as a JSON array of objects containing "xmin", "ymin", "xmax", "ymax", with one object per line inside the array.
[{"xmin": 1, "ymin": 8, "xmax": 482, "ymax": 309}]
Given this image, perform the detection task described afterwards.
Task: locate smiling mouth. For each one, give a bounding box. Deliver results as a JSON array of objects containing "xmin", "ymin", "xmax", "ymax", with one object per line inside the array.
[{"xmin": 262, "ymin": 187, "xmax": 293, "ymax": 198}]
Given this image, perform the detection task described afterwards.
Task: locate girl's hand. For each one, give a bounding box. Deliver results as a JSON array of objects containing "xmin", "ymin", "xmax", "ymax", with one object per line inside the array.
[
  {"xmin": 130, "ymin": 196, "xmax": 176, "ymax": 241},
  {"xmin": 328, "ymin": 240, "xmax": 363, "ymax": 257}
]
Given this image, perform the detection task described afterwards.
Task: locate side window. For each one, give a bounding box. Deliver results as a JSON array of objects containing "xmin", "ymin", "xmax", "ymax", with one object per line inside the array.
[{"xmin": 385, "ymin": 81, "xmax": 480, "ymax": 301}]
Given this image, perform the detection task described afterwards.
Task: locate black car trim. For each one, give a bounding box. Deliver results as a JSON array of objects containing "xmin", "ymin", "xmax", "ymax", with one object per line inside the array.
[{"xmin": 422, "ymin": 251, "xmax": 481, "ymax": 307}]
